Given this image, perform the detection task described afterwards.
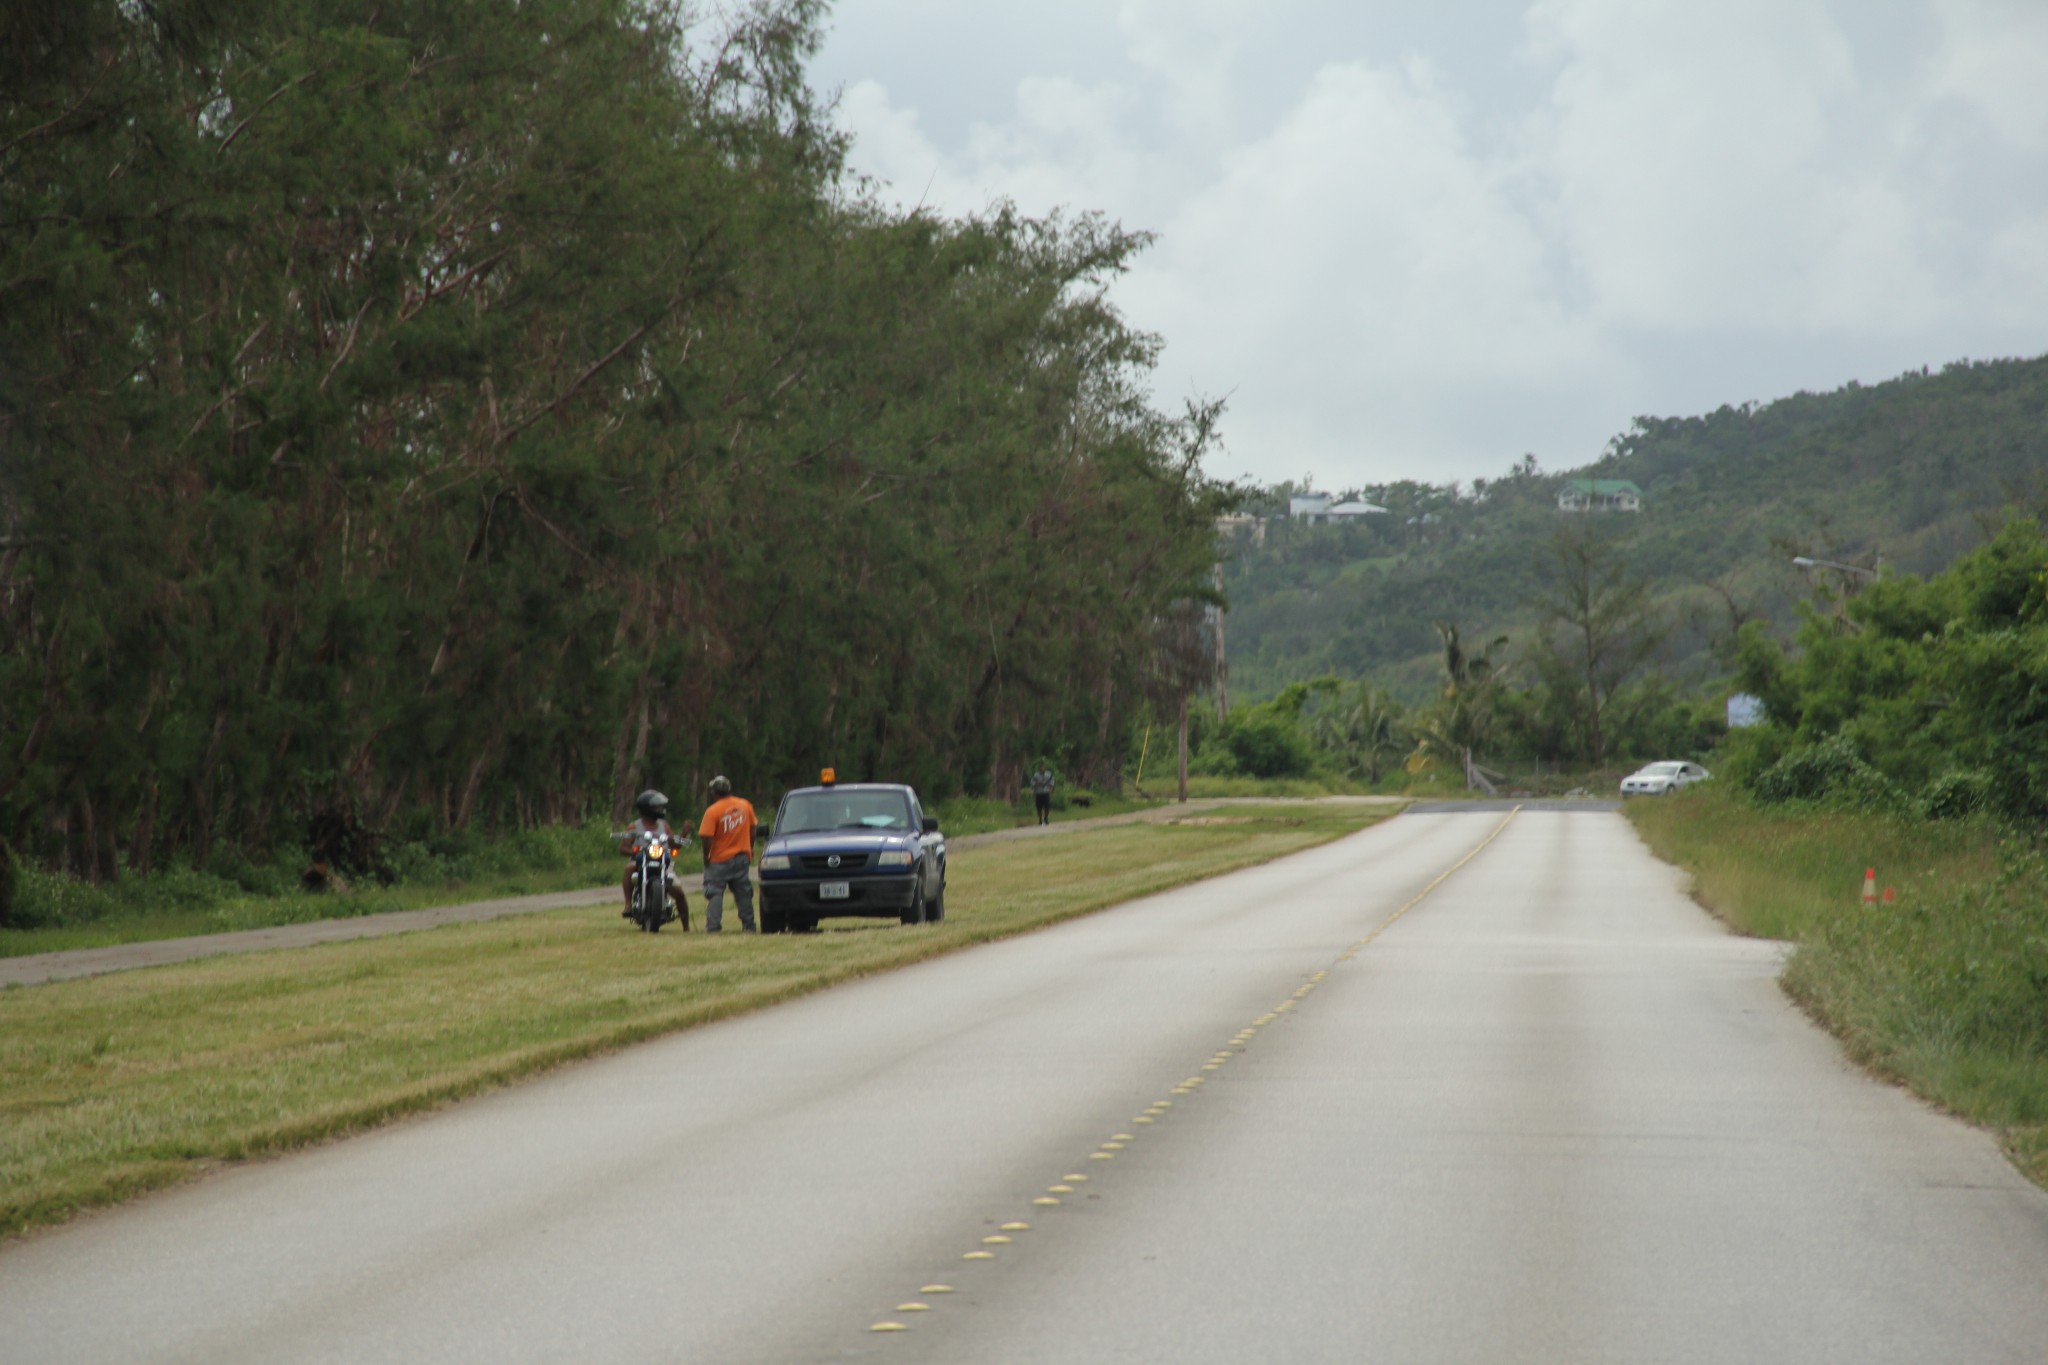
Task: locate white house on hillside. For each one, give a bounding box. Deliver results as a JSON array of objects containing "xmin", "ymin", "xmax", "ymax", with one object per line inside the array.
[
  {"xmin": 1289, "ymin": 493, "xmax": 1390, "ymax": 524},
  {"xmin": 1557, "ymin": 479, "xmax": 1643, "ymax": 512}
]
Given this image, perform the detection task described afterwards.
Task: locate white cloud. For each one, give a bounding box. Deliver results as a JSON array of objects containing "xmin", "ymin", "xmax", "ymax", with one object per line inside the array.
[
  {"xmin": 1525, "ymin": 0, "xmax": 1951, "ymax": 332},
  {"xmin": 1984, "ymin": 212, "xmax": 2048, "ymax": 322},
  {"xmin": 1129, "ymin": 58, "xmax": 1615, "ymax": 477},
  {"xmin": 1923, "ymin": 0, "xmax": 2048, "ymax": 148},
  {"xmin": 816, "ymin": 1, "xmax": 2048, "ymax": 489}
]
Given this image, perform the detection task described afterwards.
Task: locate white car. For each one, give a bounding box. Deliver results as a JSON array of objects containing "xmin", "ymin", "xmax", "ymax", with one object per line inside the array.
[{"xmin": 1620, "ymin": 761, "xmax": 1710, "ymax": 796}]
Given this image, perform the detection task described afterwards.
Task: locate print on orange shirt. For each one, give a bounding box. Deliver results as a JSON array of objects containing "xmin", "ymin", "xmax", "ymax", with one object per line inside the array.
[{"xmin": 698, "ymin": 796, "xmax": 757, "ymax": 864}]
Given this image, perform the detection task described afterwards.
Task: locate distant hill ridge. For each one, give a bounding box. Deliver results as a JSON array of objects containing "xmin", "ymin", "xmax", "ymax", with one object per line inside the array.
[{"xmin": 1223, "ymin": 353, "xmax": 2048, "ymax": 704}]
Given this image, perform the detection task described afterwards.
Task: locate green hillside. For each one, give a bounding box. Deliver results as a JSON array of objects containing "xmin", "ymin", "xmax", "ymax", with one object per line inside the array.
[{"xmin": 1222, "ymin": 355, "xmax": 2048, "ymax": 706}]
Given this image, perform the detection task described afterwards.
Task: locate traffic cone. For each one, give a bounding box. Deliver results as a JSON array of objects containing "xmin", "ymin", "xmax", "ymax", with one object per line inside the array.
[{"xmin": 1861, "ymin": 867, "xmax": 1877, "ymax": 906}]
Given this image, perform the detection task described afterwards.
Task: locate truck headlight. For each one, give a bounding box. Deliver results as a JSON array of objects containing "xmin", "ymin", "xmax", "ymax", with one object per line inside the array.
[
  {"xmin": 876, "ymin": 850, "xmax": 913, "ymax": 867},
  {"xmin": 758, "ymin": 854, "xmax": 790, "ymax": 871}
]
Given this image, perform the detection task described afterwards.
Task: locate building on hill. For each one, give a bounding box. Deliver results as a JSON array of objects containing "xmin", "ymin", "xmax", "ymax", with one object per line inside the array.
[
  {"xmin": 1557, "ymin": 479, "xmax": 1643, "ymax": 513},
  {"xmin": 1215, "ymin": 512, "xmax": 1266, "ymax": 545},
  {"xmin": 1289, "ymin": 493, "xmax": 1390, "ymax": 524}
]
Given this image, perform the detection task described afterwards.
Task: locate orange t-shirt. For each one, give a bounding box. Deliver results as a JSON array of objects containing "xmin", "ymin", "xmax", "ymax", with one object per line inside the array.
[{"xmin": 698, "ymin": 796, "xmax": 757, "ymax": 864}]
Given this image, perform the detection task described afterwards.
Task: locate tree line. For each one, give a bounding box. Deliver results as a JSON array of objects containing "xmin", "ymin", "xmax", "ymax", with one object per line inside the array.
[
  {"xmin": 1726, "ymin": 514, "xmax": 2048, "ymax": 823},
  {"xmin": 1191, "ymin": 498, "xmax": 2048, "ymax": 818},
  {"xmin": 0, "ymin": 0, "xmax": 1233, "ymax": 881}
]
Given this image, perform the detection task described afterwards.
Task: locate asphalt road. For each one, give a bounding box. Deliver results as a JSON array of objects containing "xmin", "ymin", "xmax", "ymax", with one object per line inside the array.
[{"xmin": 5, "ymin": 807, "xmax": 2046, "ymax": 1363}]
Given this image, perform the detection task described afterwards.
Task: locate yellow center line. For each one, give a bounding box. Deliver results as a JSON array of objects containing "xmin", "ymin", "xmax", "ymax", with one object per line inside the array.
[
  {"xmin": 1348, "ymin": 805, "xmax": 1521, "ymax": 951},
  {"xmin": 872, "ymin": 806, "xmax": 1522, "ymax": 1337}
]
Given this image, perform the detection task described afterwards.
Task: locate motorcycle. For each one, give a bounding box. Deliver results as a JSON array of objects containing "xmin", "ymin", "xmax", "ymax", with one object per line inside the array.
[{"xmin": 613, "ymin": 828, "xmax": 689, "ymax": 933}]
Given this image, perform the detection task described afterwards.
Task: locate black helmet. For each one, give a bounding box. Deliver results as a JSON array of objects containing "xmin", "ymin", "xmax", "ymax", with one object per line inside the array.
[
  {"xmin": 708, "ymin": 775, "xmax": 733, "ymax": 797},
  {"xmin": 634, "ymin": 789, "xmax": 669, "ymax": 819}
]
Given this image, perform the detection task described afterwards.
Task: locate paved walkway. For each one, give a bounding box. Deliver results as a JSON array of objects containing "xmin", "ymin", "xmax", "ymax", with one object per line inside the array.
[{"xmin": 1, "ymin": 798, "xmax": 1408, "ymax": 988}]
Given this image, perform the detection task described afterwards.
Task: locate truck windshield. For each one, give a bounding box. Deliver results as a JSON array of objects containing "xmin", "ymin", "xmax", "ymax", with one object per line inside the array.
[{"xmin": 778, "ymin": 791, "xmax": 914, "ymax": 833}]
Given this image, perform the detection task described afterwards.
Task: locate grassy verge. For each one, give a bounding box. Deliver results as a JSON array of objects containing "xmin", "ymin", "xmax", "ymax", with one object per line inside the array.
[
  {"xmin": 0, "ymin": 862, "xmax": 623, "ymax": 957},
  {"xmin": 931, "ymin": 789, "xmax": 1155, "ymax": 833},
  {"xmin": 0, "ymin": 793, "xmax": 1149, "ymax": 958},
  {"xmin": 1167, "ymin": 775, "xmax": 1376, "ymax": 799},
  {"xmin": 0, "ymin": 801, "xmax": 1387, "ymax": 1240},
  {"xmin": 1627, "ymin": 785, "xmax": 2048, "ymax": 1190}
]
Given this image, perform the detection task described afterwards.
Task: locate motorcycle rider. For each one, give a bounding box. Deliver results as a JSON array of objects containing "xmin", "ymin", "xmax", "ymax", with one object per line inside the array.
[{"xmin": 620, "ymin": 789, "xmax": 689, "ymax": 927}]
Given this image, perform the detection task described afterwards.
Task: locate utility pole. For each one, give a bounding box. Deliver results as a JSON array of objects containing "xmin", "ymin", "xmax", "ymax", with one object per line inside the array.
[{"xmin": 1212, "ymin": 561, "xmax": 1228, "ymax": 725}]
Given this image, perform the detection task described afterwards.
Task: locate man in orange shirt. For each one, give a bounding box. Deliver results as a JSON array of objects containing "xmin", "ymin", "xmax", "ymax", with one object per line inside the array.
[{"xmin": 696, "ymin": 775, "xmax": 759, "ymax": 933}]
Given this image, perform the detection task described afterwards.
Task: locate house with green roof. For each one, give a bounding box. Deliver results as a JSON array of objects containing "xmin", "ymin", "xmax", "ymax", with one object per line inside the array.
[{"xmin": 1557, "ymin": 478, "xmax": 1642, "ymax": 513}]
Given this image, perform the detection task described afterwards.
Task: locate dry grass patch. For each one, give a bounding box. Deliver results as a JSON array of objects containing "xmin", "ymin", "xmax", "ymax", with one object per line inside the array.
[{"xmin": 0, "ymin": 802, "xmax": 1388, "ymax": 1239}]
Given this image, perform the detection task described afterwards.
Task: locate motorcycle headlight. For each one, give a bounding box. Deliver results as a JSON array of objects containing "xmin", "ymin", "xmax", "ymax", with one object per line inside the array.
[
  {"xmin": 876, "ymin": 850, "xmax": 914, "ymax": 867},
  {"xmin": 758, "ymin": 854, "xmax": 790, "ymax": 871}
]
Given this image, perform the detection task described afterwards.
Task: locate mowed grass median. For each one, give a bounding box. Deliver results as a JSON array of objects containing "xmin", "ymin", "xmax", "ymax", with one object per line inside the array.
[
  {"xmin": 1627, "ymin": 785, "xmax": 2048, "ymax": 1191},
  {"xmin": 0, "ymin": 801, "xmax": 1390, "ymax": 1240}
]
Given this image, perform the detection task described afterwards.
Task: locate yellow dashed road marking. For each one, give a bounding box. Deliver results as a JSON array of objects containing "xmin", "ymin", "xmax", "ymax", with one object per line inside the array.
[{"xmin": 868, "ymin": 810, "xmax": 1522, "ymax": 1349}]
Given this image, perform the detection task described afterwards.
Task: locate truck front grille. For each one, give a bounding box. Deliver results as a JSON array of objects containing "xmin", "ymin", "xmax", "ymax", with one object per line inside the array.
[{"xmin": 799, "ymin": 853, "xmax": 871, "ymax": 872}]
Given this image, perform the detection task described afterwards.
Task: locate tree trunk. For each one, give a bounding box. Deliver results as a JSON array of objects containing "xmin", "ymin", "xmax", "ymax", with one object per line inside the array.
[
  {"xmin": 188, "ymin": 704, "xmax": 232, "ymax": 868},
  {"xmin": 1212, "ymin": 564, "xmax": 1228, "ymax": 724},
  {"xmin": 610, "ymin": 672, "xmax": 652, "ymax": 823},
  {"xmin": 454, "ymin": 736, "xmax": 497, "ymax": 830},
  {"xmin": 130, "ymin": 778, "xmax": 160, "ymax": 877},
  {"xmin": 95, "ymin": 796, "xmax": 118, "ymax": 884},
  {"xmin": 1176, "ymin": 694, "xmax": 1189, "ymax": 803}
]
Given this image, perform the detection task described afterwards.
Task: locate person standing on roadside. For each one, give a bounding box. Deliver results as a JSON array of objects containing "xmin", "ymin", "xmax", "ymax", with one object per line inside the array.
[
  {"xmin": 1029, "ymin": 760, "xmax": 1056, "ymax": 826},
  {"xmin": 697, "ymin": 776, "xmax": 759, "ymax": 933}
]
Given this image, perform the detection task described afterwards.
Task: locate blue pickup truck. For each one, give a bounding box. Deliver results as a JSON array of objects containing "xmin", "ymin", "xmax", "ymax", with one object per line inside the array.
[{"xmin": 756, "ymin": 779, "xmax": 947, "ymax": 933}]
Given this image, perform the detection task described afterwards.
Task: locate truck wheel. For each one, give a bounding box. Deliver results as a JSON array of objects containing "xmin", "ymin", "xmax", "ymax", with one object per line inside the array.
[
  {"xmin": 928, "ymin": 879, "xmax": 945, "ymax": 923},
  {"xmin": 761, "ymin": 908, "xmax": 786, "ymax": 934},
  {"xmin": 900, "ymin": 882, "xmax": 927, "ymax": 926}
]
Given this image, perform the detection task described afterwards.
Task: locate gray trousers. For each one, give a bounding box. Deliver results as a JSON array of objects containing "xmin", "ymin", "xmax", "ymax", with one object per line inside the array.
[{"xmin": 702, "ymin": 855, "xmax": 756, "ymax": 931}]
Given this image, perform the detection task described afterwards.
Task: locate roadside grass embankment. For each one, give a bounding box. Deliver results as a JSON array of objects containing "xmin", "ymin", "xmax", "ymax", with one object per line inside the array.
[
  {"xmin": 1627, "ymin": 785, "xmax": 2048, "ymax": 1190},
  {"xmin": 0, "ymin": 794, "xmax": 1143, "ymax": 958},
  {"xmin": 0, "ymin": 800, "xmax": 1389, "ymax": 1241}
]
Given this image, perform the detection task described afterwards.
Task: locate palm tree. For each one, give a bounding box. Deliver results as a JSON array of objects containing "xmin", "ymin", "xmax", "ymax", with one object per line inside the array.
[
  {"xmin": 1313, "ymin": 686, "xmax": 1408, "ymax": 783},
  {"xmin": 1410, "ymin": 622, "xmax": 1509, "ymax": 773}
]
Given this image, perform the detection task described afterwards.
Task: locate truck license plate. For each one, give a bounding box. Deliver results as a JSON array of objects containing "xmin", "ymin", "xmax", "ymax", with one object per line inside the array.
[{"xmin": 819, "ymin": 882, "xmax": 850, "ymax": 900}]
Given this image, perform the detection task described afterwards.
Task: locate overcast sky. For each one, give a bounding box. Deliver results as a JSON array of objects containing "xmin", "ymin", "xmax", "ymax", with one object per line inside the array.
[{"xmin": 806, "ymin": 0, "xmax": 2048, "ymax": 492}]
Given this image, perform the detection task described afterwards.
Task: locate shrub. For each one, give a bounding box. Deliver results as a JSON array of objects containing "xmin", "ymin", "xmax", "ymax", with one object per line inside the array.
[
  {"xmin": 1751, "ymin": 734, "xmax": 1904, "ymax": 811},
  {"xmin": 1920, "ymin": 768, "xmax": 1992, "ymax": 821},
  {"xmin": 1225, "ymin": 715, "xmax": 1314, "ymax": 779},
  {"xmin": 6, "ymin": 865, "xmax": 121, "ymax": 929}
]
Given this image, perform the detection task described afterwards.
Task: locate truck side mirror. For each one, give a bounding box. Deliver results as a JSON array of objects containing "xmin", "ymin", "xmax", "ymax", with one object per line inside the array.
[{"xmin": 922, "ymin": 815, "xmax": 940, "ymax": 834}]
